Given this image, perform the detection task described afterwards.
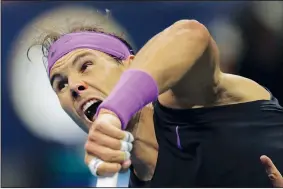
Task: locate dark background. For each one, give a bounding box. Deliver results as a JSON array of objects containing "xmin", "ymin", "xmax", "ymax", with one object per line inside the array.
[{"xmin": 2, "ymin": 1, "xmax": 283, "ymax": 187}]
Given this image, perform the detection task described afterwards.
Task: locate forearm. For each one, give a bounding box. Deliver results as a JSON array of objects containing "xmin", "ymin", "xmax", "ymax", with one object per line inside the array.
[
  {"xmin": 97, "ymin": 20, "xmax": 211, "ymax": 128},
  {"xmin": 130, "ymin": 20, "xmax": 210, "ymax": 94}
]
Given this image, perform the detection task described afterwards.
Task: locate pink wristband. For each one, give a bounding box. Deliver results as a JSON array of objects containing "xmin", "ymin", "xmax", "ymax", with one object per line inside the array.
[{"xmin": 95, "ymin": 69, "xmax": 159, "ymax": 129}]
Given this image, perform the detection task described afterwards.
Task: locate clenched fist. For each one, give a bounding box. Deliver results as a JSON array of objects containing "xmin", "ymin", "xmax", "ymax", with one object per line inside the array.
[{"xmin": 84, "ymin": 109, "xmax": 134, "ymax": 176}]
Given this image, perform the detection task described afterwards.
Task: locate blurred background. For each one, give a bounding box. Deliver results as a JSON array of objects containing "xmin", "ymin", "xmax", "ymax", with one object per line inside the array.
[{"xmin": 1, "ymin": 1, "xmax": 283, "ymax": 187}]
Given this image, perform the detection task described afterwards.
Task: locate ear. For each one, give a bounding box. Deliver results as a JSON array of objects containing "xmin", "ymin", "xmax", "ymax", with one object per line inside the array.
[{"xmin": 122, "ymin": 55, "xmax": 135, "ymax": 68}]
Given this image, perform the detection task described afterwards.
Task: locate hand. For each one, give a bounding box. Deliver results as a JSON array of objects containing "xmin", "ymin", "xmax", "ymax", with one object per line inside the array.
[
  {"xmin": 84, "ymin": 109, "xmax": 134, "ymax": 176},
  {"xmin": 260, "ymin": 155, "xmax": 283, "ymax": 187}
]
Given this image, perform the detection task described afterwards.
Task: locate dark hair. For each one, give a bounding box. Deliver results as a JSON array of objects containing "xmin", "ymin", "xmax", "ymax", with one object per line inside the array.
[{"xmin": 27, "ymin": 26, "xmax": 135, "ymax": 65}]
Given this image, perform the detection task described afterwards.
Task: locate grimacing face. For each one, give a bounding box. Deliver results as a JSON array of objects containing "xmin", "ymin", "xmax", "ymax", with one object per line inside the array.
[{"xmin": 49, "ymin": 48, "xmax": 134, "ymax": 131}]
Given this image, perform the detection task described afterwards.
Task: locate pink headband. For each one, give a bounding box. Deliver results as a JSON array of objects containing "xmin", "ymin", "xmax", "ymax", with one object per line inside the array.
[{"xmin": 47, "ymin": 32, "xmax": 132, "ymax": 75}]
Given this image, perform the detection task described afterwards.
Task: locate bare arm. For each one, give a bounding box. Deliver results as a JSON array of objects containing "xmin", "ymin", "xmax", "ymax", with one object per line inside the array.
[{"xmin": 130, "ymin": 20, "xmax": 219, "ymax": 107}]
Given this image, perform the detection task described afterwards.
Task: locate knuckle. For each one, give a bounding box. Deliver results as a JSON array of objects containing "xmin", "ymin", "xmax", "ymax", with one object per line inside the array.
[
  {"xmin": 88, "ymin": 131, "xmax": 98, "ymax": 141},
  {"xmin": 97, "ymin": 163, "xmax": 120, "ymax": 176},
  {"xmin": 105, "ymin": 151, "xmax": 120, "ymax": 162},
  {"xmin": 100, "ymin": 149, "xmax": 110, "ymax": 161},
  {"xmin": 84, "ymin": 141, "xmax": 95, "ymax": 154},
  {"xmin": 109, "ymin": 154, "xmax": 119, "ymax": 162},
  {"xmin": 95, "ymin": 122, "xmax": 104, "ymax": 131},
  {"xmin": 95, "ymin": 117, "xmax": 107, "ymax": 126},
  {"xmin": 114, "ymin": 163, "xmax": 121, "ymax": 172},
  {"xmin": 116, "ymin": 141, "xmax": 122, "ymax": 150},
  {"xmin": 97, "ymin": 164, "xmax": 107, "ymax": 176},
  {"xmin": 89, "ymin": 125, "xmax": 97, "ymax": 134},
  {"xmin": 105, "ymin": 154, "xmax": 115, "ymax": 162}
]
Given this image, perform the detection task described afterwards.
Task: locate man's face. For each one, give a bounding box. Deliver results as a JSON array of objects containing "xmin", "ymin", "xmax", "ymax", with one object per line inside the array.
[{"xmin": 49, "ymin": 48, "xmax": 132, "ymax": 131}]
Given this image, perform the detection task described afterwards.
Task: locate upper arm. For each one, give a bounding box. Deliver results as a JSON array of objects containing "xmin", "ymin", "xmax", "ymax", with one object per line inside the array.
[
  {"xmin": 158, "ymin": 23, "xmax": 221, "ymax": 109},
  {"xmin": 130, "ymin": 19, "xmax": 220, "ymax": 109}
]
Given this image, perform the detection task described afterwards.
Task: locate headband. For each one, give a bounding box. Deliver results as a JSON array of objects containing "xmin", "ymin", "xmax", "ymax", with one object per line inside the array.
[{"xmin": 47, "ymin": 32, "xmax": 132, "ymax": 75}]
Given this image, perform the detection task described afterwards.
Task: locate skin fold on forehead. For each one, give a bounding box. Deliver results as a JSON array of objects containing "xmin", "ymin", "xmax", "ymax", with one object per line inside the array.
[{"xmin": 46, "ymin": 31, "xmax": 134, "ymax": 76}]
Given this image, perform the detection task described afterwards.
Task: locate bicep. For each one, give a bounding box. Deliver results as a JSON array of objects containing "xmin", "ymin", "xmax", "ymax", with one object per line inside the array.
[
  {"xmin": 158, "ymin": 37, "xmax": 221, "ymax": 109},
  {"xmin": 130, "ymin": 20, "xmax": 211, "ymax": 94}
]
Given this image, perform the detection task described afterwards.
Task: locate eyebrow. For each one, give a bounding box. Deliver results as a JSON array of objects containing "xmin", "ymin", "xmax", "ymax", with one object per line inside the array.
[
  {"xmin": 50, "ymin": 52, "xmax": 93, "ymax": 87},
  {"xmin": 72, "ymin": 52, "xmax": 93, "ymax": 66}
]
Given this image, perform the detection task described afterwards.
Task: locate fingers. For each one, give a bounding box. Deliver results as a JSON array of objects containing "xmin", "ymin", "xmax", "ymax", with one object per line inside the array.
[
  {"xmin": 123, "ymin": 131, "xmax": 134, "ymax": 143},
  {"xmin": 85, "ymin": 154, "xmax": 122, "ymax": 177},
  {"xmin": 88, "ymin": 118, "xmax": 134, "ymax": 161},
  {"xmin": 88, "ymin": 131, "xmax": 133, "ymax": 151},
  {"xmin": 260, "ymin": 155, "xmax": 283, "ymax": 187},
  {"xmin": 86, "ymin": 112, "xmax": 134, "ymax": 177},
  {"xmin": 93, "ymin": 117, "xmax": 134, "ymax": 142},
  {"xmin": 85, "ymin": 154, "xmax": 131, "ymax": 177},
  {"xmin": 85, "ymin": 140, "xmax": 131, "ymax": 163},
  {"xmin": 97, "ymin": 162, "xmax": 121, "ymax": 176}
]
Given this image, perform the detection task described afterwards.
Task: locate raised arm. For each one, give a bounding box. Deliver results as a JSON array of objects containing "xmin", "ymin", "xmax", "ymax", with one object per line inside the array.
[
  {"xmin": 88, "ymin": 20, "xmax": 220, "ymax": 177},
  {"xmin": 129, "ymin": 19, "xmax": 220, "ymax": 109},
  {"xmin": 130, "ymin": 20, "xmax": 213, "ymax": 94},
  {"xmin": 96, "ymin": 19, "xmax": 220, "ymax": 128}
]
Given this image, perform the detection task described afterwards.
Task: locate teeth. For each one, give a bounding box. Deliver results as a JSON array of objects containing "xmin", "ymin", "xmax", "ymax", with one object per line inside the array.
[{"xmin": 83, "ymin": 100, "xmax": 97, "ymax": 112}]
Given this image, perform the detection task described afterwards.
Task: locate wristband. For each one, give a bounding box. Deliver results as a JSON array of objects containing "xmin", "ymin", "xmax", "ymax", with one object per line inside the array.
[{"xmin": 96, "ymin": 69, "xmax": 159, "ymax": 129}]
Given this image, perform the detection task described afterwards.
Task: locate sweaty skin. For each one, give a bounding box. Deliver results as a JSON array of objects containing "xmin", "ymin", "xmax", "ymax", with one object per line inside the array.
[{"xmin": 50, "ymin": 20, "xmax": 272, "ymax": 181}]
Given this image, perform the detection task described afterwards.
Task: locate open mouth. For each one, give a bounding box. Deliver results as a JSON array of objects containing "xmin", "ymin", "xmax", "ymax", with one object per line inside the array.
[{"xmin": 83, "ymin": 100, "xmax": 103, "ymax": 122}]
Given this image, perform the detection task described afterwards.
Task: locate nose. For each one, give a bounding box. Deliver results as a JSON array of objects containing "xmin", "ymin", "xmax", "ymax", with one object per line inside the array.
[{"xmin": 70, "ymin": 81, "xmax": 88, "ymax": 99}]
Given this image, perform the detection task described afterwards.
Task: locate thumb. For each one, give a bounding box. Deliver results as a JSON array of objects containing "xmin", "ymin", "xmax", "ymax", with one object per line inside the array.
[{"xmin": 95, "ymin": 108, "xmax": 122, "ymax": 129}]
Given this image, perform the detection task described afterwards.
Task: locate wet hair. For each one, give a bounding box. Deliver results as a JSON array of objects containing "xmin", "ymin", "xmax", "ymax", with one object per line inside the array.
[{"xmin": 27, "ymin": 25, "xmax": 135, "ymax": 67}]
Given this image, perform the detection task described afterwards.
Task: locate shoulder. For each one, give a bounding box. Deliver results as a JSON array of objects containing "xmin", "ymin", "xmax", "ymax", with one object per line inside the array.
[{"xmin": 219, "ymin": 74, "xmax": 271, "ymax": 102}]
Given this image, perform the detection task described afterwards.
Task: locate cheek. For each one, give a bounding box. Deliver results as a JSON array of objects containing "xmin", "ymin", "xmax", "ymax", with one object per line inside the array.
[
  {"xmin": 89, "ymin": 64, "xmax": 124, "ymax": 87},
  {"xmin": 58, "ymin": 94, "xmax": 72, "ymax": 112},
  {"xmin": 97, "ymin": 63, "xmax": 123, "ymax": 76}
]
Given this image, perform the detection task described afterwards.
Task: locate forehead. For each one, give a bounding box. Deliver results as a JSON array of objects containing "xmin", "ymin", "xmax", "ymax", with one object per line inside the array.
[
  {"xmin": 50, "ymin": 48, "xmax": 103, "ymax": 76},
  {"xmin": 51, "ymin": 48, "xmax": 93, "ymax": 70},
  {"xmin": 49, "ymin": 48, "xmax": 116, "ymax": 79}
]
